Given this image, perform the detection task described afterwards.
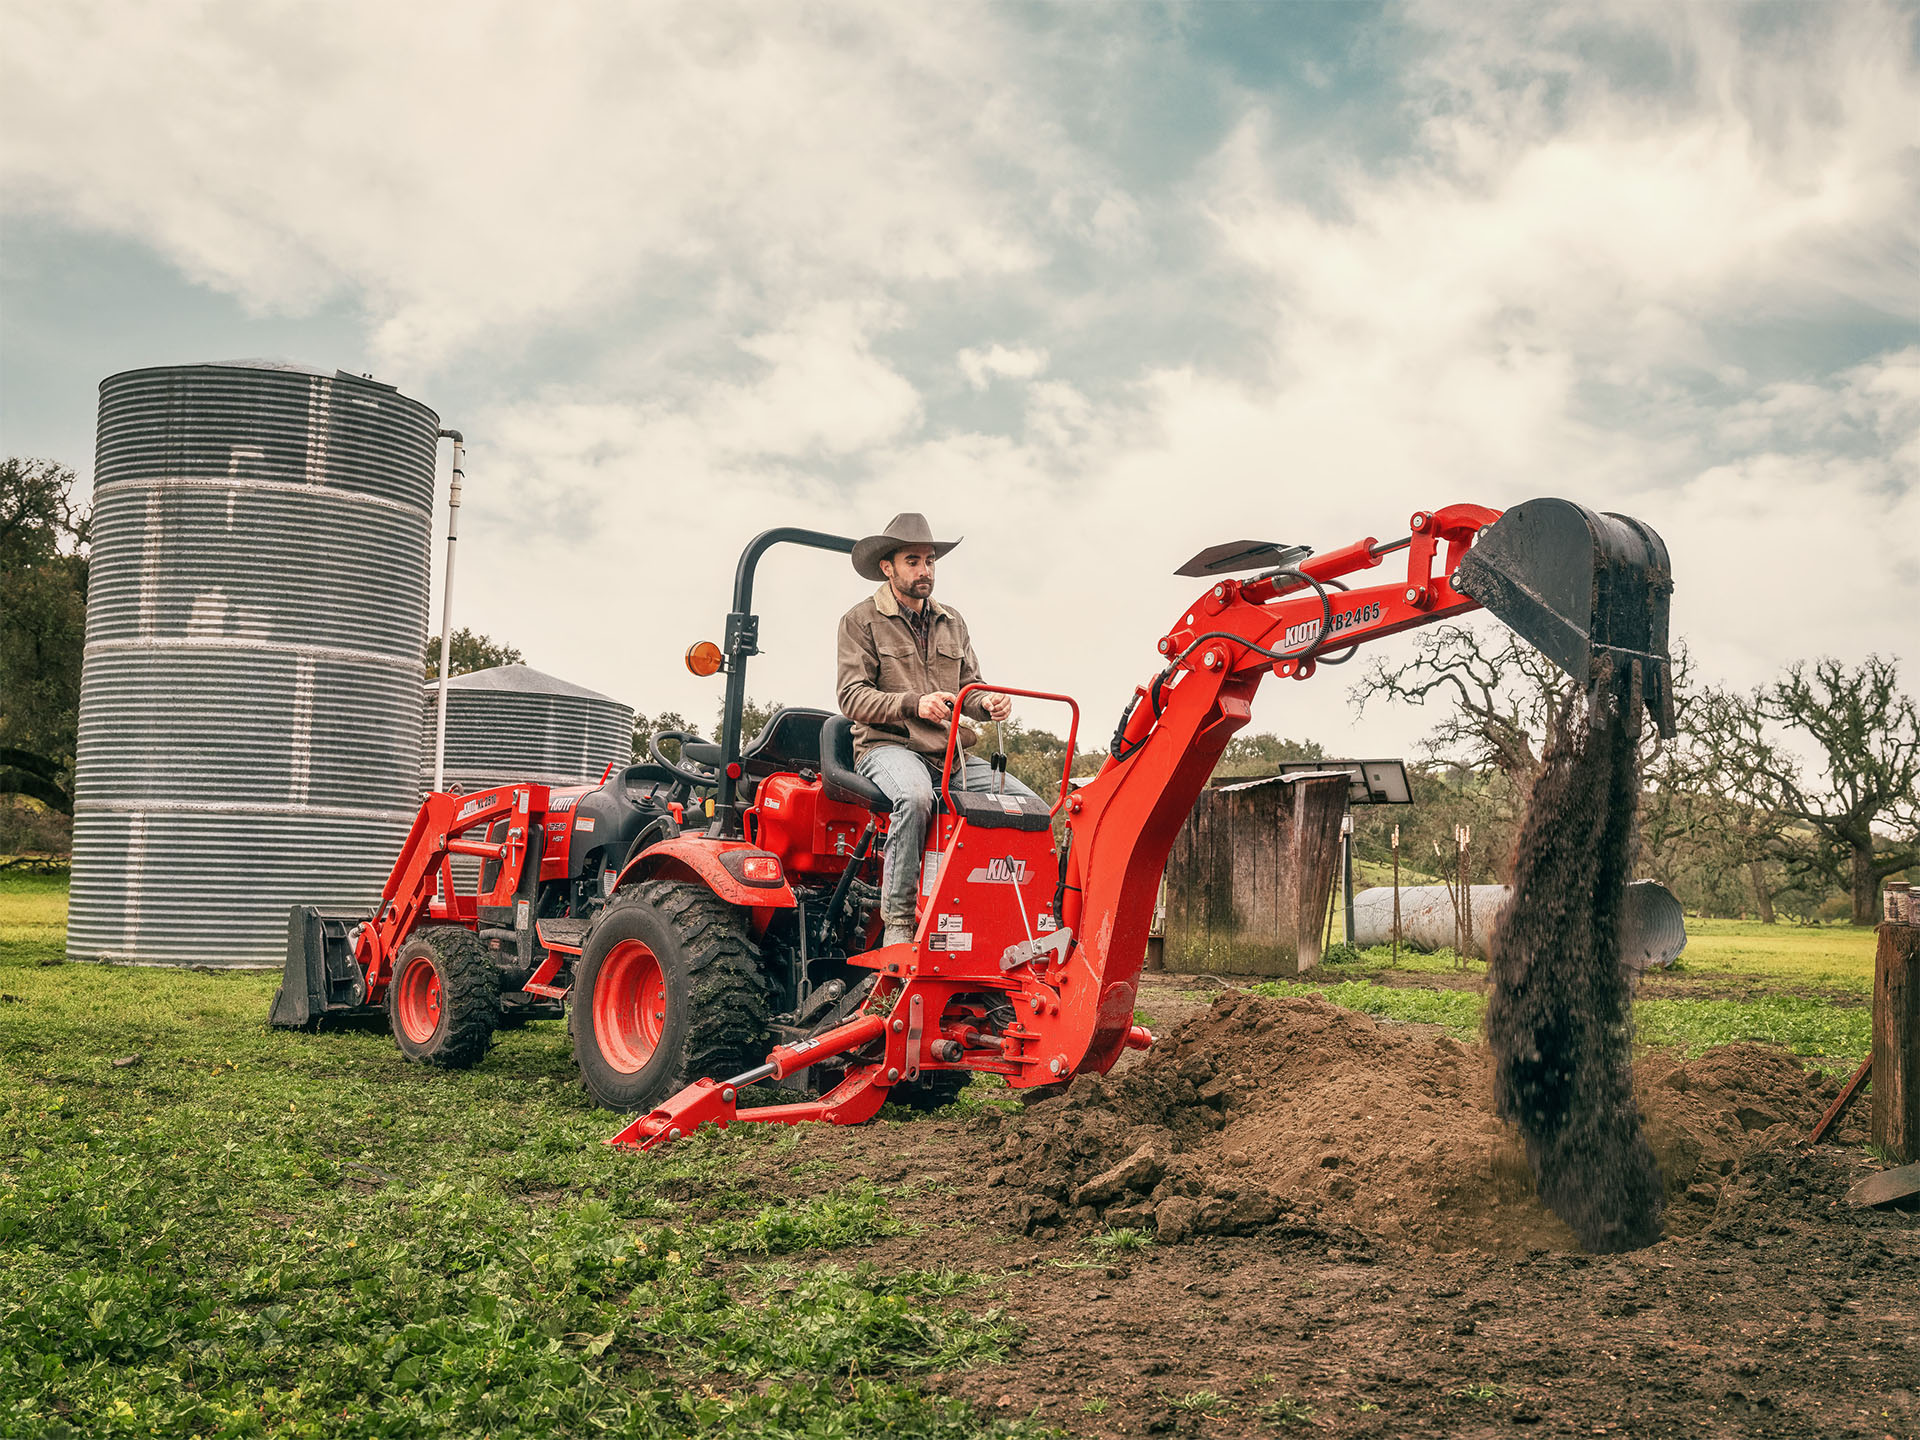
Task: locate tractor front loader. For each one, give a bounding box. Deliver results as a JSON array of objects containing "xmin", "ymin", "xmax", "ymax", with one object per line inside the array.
[{"xmin": 604, "ymin": 497, "xmax": 1674, "ymax": 1150}]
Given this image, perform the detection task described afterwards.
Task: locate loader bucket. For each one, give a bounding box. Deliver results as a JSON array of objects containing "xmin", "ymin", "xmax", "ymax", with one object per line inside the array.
[
  {"xmin": 267, "ymin": 905, "xmax": 370, "ymax": 1029},
  {"xmin": 1453, "ymin": 497, "xmax": 1675, "ymax": 737}
]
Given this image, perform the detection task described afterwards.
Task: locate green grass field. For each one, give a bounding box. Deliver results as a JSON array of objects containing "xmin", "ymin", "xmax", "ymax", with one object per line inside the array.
[
  {"xmin": 0, "ymin": 874, "xmax": 1881, "ymax": 1436},
  {"xmin": 0, "ymin": 875, "xmax": 1044, "ymax": 1439},
  {"xmin": 1252, "ymin": 913, "xmax": 1875, "ymax": 1066}
]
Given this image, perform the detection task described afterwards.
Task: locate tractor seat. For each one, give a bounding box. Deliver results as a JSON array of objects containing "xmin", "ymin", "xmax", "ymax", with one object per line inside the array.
[{"xmin": 820, "ymin": 715, "xmax": 890, "ymax": 812}]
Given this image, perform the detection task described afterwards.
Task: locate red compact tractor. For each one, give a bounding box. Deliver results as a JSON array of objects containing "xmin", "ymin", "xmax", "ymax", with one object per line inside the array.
[{"xmin": 272, "ymin": 499, "xmax": 1674, "ymax": 1149}]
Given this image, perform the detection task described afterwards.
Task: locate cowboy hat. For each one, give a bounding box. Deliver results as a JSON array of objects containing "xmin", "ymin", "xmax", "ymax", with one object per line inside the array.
[{"xmin": 851, "ymin": 512, "xmax": 963, "ymax": 582}]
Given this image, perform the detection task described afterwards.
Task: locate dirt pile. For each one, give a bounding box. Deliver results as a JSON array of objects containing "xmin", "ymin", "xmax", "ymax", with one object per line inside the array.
[
  {"xmin": 1486, "ymin": 682, "xmax": 1665, "ymax": 1252},
  {"xmin": 985, "ymin": 994, "xmax": 1846, "ymax": 1255}
]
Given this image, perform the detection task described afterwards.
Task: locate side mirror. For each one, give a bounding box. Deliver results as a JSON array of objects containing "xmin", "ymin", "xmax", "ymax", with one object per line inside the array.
[{"xmin": 685, "ymin": 641, "xmax": 724, "ymax": 677}]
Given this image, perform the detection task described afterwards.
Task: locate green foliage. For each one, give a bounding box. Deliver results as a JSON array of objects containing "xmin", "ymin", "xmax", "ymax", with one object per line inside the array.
[
  {"xmin": 1673, "ymin": 917, "xmax": 1875, "ymax": 991},
  {"xmin": 1249, "ymin": 977, "xmax": 1486, "ymax": 1037},
  {"xmin": 0, "ymin": 878, "xmax": 1043, "ymax": 1440},
  {"xmin": 632, "ymin": 710, "xmax": 705, "ymax": 763},
  {"xmin": 1635, "ymin": 994, "xmax": 1871, "ymax": 1062},
  {"xmin": 1255, "ymin": 1393, "xmax": 1316, "ymax": 1425},
  {"xmin": 1170, "ymin": 1390, "xmax": 1224, "ymax": 1413},
  {"xmin": 423, "ymin": 627, "xmax": 524, "ymax": 681},
  {"xmin": 705, "ymin": 1182, "xmax": 900, "ymax": 1255},
  {"xmin": 1349, "ymin": 762, "xmax": 1521, "ymax": 889},
  {"xmin": 0, "ymin": 458, "xmax": 89, "ymax": 817},
  {"xmin": 1087, "ymin": 1228, "xmax": 1153, "ymax": 1253},
  {"xmin": 1211, "ymin": 731, "xmax": 1325, "ymax": 779},
  {"xmin": 1250, "ymin": 925, "xmax": 1872, "ymax": 1064}
]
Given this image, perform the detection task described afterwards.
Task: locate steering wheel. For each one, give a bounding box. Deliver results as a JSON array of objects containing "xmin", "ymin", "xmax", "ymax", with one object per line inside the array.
[{"xmin": 649, "ymin": 729, "xmax": 720, "ymax": 789}]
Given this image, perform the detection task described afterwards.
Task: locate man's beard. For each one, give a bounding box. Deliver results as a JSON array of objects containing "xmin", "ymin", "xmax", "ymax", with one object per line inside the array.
[{"xmin": 906, "ymin": 577, "xmax": 934, "ymax": 598}]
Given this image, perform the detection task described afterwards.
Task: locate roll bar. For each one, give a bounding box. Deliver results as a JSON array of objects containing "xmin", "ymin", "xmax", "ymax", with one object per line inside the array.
[{"xmin": 713, "ymin": 528, "xmax": 857, "ymax": 832}]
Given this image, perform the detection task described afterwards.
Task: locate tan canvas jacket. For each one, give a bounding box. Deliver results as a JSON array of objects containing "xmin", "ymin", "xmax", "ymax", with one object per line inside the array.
[{"xmin": 836, "ymin": 584, "xmax": 992, "ymax": 760}]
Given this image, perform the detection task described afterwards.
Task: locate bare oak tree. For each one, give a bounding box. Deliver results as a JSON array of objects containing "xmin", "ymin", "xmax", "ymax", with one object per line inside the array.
[
  {"xmin": 1704, "ymin": 656, "xmax": 1919, "ymax": 925},
  {"xmin": 1348, "ymin": 622, "xmax": 1576, "ymax": 783}
]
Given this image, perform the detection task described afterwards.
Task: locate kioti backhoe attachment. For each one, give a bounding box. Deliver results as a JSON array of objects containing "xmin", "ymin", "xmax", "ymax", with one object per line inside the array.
[{"xmin": 607, "ymin": 495, "xmax": 1676, "ymax": 1153}]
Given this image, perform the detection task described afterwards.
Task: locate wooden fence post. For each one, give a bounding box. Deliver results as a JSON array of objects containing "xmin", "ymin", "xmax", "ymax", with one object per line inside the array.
[
  {"xmin": 1872, "ymin": 920, "xmax": 1920, "ymax": 1163},
  {"xmin": 1391, "ymin": 825, "xmax": 1401, "ymax": 967}
]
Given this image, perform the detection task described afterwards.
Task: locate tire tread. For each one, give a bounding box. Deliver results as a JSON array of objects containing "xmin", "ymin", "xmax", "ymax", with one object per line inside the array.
[{"xmin": 393, "ymin": 926, "xmax": 498, "ymax": 1069}]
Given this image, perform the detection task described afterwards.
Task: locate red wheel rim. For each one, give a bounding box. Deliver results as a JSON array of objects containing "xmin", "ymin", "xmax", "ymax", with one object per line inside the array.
[
  {"xmin": 595, "ymin": 939, "xmax": 667, "ymax": 1073},
  {"xmin": 394, "ymin": 953, "xmax": 442, "ymax": 1044}
]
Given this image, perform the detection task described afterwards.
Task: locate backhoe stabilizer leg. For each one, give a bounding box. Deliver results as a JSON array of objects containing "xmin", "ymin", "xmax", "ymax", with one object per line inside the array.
[
  {"xmin": 605, "ymin": 1008, "xmax": 895, "ymax": 1150},
  {"xmin": 605, "ymin": 1065, "xmax": 892, "ymax": 1151}
]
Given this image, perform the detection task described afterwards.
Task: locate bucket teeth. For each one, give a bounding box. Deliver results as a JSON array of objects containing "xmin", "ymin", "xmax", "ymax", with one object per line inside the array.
[{"xmin": 1454, "ymin": 498, "xmax": 1675, "ymax": 738}]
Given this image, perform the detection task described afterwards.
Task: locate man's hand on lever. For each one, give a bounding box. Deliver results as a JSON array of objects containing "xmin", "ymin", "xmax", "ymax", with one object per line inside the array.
[{"xmin": 920, "ymin": 690, "xmax": 1013, "ymax": 723}]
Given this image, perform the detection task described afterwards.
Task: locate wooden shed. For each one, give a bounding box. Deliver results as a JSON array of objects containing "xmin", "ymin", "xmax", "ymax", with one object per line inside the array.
[{"xmin": 1160, "ymin": 771, "xmax": 1349, "ymax": 976}]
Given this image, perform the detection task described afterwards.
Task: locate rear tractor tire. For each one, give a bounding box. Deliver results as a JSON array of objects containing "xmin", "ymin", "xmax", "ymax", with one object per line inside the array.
[
  {"xmin": 387, "ymin": 926, "xmax": 499, "ymax": 1069},
  {"xmin": 570, "ymin": 879, "xmax": 772, "ymax": 1114}
]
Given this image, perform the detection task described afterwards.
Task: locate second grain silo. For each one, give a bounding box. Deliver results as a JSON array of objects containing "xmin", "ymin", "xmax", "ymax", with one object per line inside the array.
[
  {"xmin": 68, "ymin": 361, "xmax": 441, "ymax": 966},
  {"xmin": 422, "ymin": 665, "xmax": 634, "ymax": 792}
]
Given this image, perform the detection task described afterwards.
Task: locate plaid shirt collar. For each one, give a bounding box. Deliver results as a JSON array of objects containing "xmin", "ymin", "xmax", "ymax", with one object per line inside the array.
[{"xmin": 900, "ymin": 598, "xmax": 934, "ymax": 651}]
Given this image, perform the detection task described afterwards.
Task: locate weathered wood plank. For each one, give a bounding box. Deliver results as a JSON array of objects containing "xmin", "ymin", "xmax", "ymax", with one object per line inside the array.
[
  {"xmin": 1871, "ymin": 921, "xmax": 1920, "ymax": 1164},
  {"xmin": 1161, "ymin": 774, "xmax": 1348, "ymax": 976}
]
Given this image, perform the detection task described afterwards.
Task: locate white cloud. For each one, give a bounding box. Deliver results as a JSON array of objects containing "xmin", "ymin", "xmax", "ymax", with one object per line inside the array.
[
  {"xmin": 0, "ymin": 1, "xmax": 1102, "ymax": 372},
  {"xmin": 3, "ymin": 0, "xmax": 1914, "ymax": 759},
  {"xmin": 958, "ymin": 343, "xmax": 1049, "ymax": 390}
]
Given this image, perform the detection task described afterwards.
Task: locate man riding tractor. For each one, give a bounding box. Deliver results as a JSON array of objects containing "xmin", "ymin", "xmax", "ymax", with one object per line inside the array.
[{"xmin": 835, "ymin": 512, "xmax": 1039, "ymax": 947}]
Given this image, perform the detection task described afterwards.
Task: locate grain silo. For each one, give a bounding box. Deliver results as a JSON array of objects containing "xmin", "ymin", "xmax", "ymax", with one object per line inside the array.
[
  {"xmin": 423, "ymin": 665, "xmax": 634, "ymax": 792},
  {"xmin": 68, "ymin": 361, "xmax": 441, "ymax": 966}
]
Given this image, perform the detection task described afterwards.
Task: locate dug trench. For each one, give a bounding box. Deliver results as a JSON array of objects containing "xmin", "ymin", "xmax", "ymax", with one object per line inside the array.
[{"xmin": 685, "ymin": 994, "xmax": 1919, "ymax": 1438}]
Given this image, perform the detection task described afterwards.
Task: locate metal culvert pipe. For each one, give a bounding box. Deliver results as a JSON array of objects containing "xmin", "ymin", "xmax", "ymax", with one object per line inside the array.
[
  {"xmin": 68, "ymin": 361, "xmax": 438, "ymax": 966},
  {"xmin": 1351, "ymin": 879, "xmax": 1687, "ymax": 970}
]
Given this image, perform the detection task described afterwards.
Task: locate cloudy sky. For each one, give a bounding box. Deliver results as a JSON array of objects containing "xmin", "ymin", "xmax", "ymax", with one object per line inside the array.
[{"xmin": 3, "ymin": 1, "xmax": 1915, "ymax": 762}]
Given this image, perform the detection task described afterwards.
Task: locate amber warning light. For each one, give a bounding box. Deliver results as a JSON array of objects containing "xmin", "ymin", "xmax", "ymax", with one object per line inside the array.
[{"xmin": 685, "ymin": 640, "xmax": 724, "ymax": 677}]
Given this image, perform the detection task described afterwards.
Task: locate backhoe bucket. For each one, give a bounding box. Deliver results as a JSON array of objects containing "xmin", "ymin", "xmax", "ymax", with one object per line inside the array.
[{"xmin": 1454, "ymin": 498, "xmax": 1675, "ymax": 737}]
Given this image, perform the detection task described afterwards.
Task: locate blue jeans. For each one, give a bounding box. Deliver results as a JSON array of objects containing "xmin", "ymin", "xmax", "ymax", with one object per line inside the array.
[{"xmin": 856, "ymin": 744, "xmax": 1040, "ymax": 932}]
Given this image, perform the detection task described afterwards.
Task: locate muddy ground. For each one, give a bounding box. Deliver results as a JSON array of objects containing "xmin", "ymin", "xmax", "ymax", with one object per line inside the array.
[{"xmin": 702, "ymin": 979, "xmax": 1919, "ymax": 1439}]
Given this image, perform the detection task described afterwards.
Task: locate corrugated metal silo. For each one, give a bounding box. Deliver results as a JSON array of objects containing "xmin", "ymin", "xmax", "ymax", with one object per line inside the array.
[
  {"xmin": 69, "ymin": 361, "xmax": 439, "ymax": 965},
  {"xmin": 423, "ymin": 665, "xmax": 634, "ymax": 792}
]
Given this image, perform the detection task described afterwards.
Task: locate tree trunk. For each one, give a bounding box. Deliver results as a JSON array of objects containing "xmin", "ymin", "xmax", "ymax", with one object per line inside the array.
[
  {"xmin": 1853, "ymin": 844, "xmax": 1880, "ymax": 926},
  {"xmin": 1749, "ymin": 860, "xmax": 1775, "ymax": 925}
]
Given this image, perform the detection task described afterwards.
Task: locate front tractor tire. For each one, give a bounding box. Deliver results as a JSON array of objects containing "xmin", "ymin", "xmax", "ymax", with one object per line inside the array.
[
  {"xmin": 571, "ymin": 879, "xmax": 771, "ymax": 1114},
  {"xmin": 387, "ymin": 927, "xmax": 499, "ymax": 1068}
]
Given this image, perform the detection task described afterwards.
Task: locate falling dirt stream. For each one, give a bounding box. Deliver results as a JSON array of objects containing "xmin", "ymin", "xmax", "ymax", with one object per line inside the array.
[{"xmin": 1484, "ymin": 674, "xmax": 1666, "ymax": 1252}]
